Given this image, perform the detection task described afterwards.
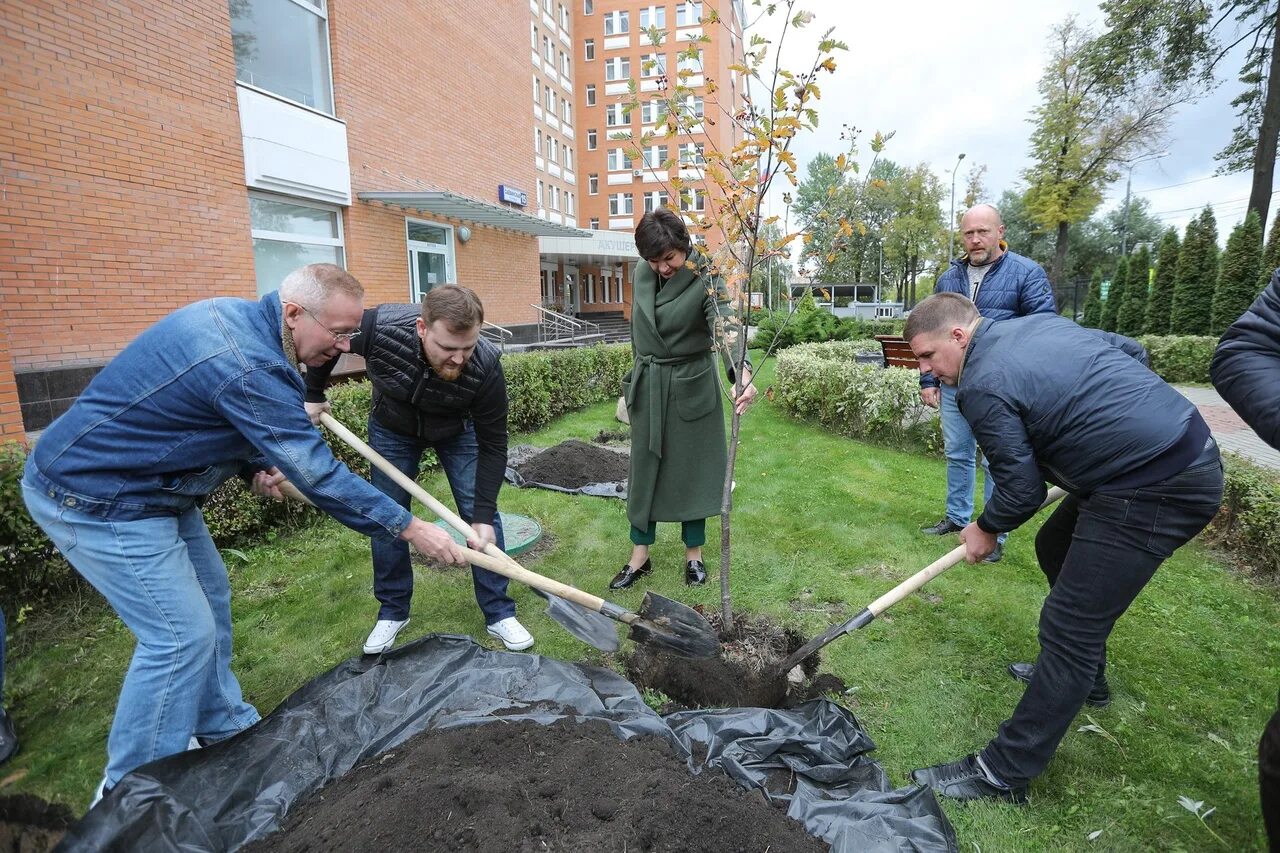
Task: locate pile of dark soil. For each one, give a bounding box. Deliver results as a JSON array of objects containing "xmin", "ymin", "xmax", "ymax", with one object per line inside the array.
[
  {"xmin": 626, "ymin": 612, "xmax": 838, "ymax": 709},
  {"xmin": 515, "ymin": 439, "xmax": 629, "ymax": 489},
  {"xmin": 0, "ymin": 793, "xmax": 75, "ymax": 853},
  {"xmin": 243, "ymin": 718, "xmax": 828, "ymax": 853}
]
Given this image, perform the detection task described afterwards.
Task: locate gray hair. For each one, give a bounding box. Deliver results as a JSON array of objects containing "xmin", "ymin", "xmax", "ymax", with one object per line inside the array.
[{"xmin": 279, "ymin": 263, "xmax": 364, "ymax": 306}]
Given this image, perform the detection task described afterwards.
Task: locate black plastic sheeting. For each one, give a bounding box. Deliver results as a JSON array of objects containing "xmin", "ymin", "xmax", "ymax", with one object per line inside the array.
[
  {"xmin": 57, "ymin": 635, "xmax": 957, "ymax": 853},
  {"xmin": 504, "ymin": 444, "xmax": 628, "ymax": 499}
]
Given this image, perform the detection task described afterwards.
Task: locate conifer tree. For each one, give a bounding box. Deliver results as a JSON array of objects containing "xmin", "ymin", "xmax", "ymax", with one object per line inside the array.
[
  {"xmin": 1117, "ymin": 244, "xmax": 1151, "ymax": 336},
  {"xmin": 1170, "ymin": 206, "xmax": 1218, "ymax": 335},
  {"xmin": 1211, "ymin": 209, "xmax": 1263, "ymax": 335},
  {"xmin": 1145, "ymin": 228, "xmax": 1180, "ymax": 334},
  {"xmin": 1100, "ymin": 257, "xmax": 1128, "ymax": 332},
  {"xmin": 1082, "ymin": 267, "xmax": 1104, "ymax": 328},
  {"xmin": 1259, "ymin": 210, "xmax": 1280, "ymax": 289}
]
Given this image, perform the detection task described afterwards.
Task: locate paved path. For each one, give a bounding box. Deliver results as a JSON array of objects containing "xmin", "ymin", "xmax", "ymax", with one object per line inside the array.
[{"xmin": 1174, "ymin": 385, "xmax": 1280, "ymax": 471}]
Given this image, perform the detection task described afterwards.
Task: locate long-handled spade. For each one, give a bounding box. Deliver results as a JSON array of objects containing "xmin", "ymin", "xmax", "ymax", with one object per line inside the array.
[
  {"xmin": 313, "ymin": 413, "xmax": 719, "ymax": 659},
  {"xmin": 775, "ymin": 487, "xmax": 1069, "ymax": 674}
]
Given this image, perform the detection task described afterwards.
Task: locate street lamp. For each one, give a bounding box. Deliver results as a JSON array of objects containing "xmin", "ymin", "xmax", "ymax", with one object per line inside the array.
[
  {"xmin": 948, "ymin": 153, "xmax": 967, "ymax": 265},
  {"xmin": 1120, "ymin": 150, "xmax": 1170, "ymax": 255}
]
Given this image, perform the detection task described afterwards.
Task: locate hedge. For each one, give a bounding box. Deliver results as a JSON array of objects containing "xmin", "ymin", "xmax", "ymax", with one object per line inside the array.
[
  {"xmin": 1136, "ymin": 335, "xmax": 1218, "ymax": 384},
  {"xmin": 752, "ymin": 306, "xmax": 905, "ymax": 353},
  {"xmin": 0, "ymin": 343, "xmax": 633, "ymax": 605},
  {"xmin": 773, "ymin": 340, "xmax": 941, "ymax": 451},
  {"xmin": 1206, "ymin": 453, "xmax": 1280, "ymax": 579}
]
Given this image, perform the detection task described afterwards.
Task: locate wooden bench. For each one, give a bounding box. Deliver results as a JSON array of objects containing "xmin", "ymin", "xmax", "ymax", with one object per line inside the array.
[{"xmin": 874, "ymin": 335, "xmax": 921, "ymax": 371}]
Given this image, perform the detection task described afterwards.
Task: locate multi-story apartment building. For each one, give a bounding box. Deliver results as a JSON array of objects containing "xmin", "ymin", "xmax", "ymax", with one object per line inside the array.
[
  {"xmin": 537, "ymin": 0, "xmax": 744, "ymax": 319},
  {"xmin": 0, "ymin": 0, "xmax": 586, "ymax": 440}
]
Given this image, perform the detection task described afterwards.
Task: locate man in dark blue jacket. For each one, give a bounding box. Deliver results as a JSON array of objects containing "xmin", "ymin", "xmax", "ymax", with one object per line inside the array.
[
  {"xmin": 1210, "ymin": 269, "xmax": 1280, "ymax": 846},
  {"xmin": 919, "ymin": 205, "xmax": 1056, "ymax": 564},
  {"xmin": 903, "ymin": 292, "xmax": 1223, "ymax": 802}
]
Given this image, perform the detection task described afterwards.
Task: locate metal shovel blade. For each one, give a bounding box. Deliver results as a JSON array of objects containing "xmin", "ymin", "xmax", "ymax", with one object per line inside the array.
[
  {"xmin": 536, "ymin": 590, "xmax": 620, "ymax": 652},
  {"xmin": 626, "ymin": 592, "xmax": 720, "ymax": 659}
]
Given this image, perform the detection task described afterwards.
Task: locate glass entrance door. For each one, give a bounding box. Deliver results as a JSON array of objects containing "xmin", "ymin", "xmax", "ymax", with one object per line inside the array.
[
  {"xmin": 410, "ymin": 249, "xmax": 447, "ymax": 302},
  {"xmin": 407, "ymin": 220, "xmax": 455, "ymax": 302}
]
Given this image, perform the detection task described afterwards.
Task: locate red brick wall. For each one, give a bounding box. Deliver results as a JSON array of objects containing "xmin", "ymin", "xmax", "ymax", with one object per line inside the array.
[
  {"xmin": 0, "ymin": 317, "xmax": 24, "ymax": 441},
  {"xmin": 332, "ymin": 0, "xmax": 542, "ymax": 326},
  {"xmin": 0, "ymin": 0, "xmax": 256, "ymax": 373}
]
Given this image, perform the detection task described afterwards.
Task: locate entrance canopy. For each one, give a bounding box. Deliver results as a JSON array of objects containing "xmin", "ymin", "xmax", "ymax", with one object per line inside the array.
[{"xmin": 360, "ymin": 191, "xmax": 589, "ymax": 238}]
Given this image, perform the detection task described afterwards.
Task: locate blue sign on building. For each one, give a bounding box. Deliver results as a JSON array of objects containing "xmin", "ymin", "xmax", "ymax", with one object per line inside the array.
[{"xmin": 498, "ymin": 184, "xmax": 528, "ymax": 207}]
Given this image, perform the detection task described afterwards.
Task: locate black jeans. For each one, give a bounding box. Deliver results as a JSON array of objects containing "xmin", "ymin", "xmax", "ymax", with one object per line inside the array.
[{"xmin": 980, "ymin": 445, "xmax": 1223, "ymax": 787}]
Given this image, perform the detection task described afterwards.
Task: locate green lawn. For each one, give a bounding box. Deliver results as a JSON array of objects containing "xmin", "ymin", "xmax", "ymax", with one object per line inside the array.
[{"xmin": 6, "ymin": 358, "xmax": 1278, "ymax": 851}]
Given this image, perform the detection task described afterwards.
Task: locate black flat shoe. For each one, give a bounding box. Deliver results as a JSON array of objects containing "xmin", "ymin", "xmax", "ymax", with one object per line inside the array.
[
  {"xmin": 610, "ymin": 559, "xmax": 652, "ymax": 590},
  {"xmin": 685, "ymin": 559, "xmax": 707, "ymax": 585},
  {"xmin": 910, "ymin": 754, "xmax": 1028, "ymax": 804},
  {"xmin": 921, "ymin": 517, "xmax": 964, "ymax": 536},
  {"xmin": 1007, "ymin": 662, "xmax": 1111, "ymax": 707}
]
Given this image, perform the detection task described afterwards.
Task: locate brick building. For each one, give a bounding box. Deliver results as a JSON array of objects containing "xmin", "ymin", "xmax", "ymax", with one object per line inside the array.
[
  {"xmin": 0, "ymin": 0, "xmax": 743, "ymax": 440},
  {"xmin": 0, "ymin": 0, "xmax": 584, "ymax": 439}
]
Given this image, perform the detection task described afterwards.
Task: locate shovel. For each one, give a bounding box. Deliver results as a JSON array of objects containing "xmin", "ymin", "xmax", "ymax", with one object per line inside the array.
[
  {"xmin": 315, "ymin": 413, "xmax": 719, "ymax": 659},
  {"xmin": 775, "ymin": 486, "xmax": 1069, "ymax": 674}
]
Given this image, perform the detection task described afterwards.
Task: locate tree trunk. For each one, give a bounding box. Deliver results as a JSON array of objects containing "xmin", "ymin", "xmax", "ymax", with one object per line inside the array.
[
  {"xmin": 1052, "ymin": 220, "xmax": 1070, "ymax": 286},
  {"xmin": 1249, "ymin": 16, "xmax": 1280, "ymax": 226}
]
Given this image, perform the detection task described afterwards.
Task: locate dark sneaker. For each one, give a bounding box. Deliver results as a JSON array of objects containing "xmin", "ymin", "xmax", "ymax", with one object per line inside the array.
[
  {"xmin": 1007, "ymin": 662, "xmax": 1111, "ymax": 708},
  {"xmin": 910, "ymin": 754, "xmax": 1027, "ymax": 804},
  {"xmin": 982, "ymin": 543, "xmax": 1004, "ymax": 563},
  {"xmin": 684, "ymin": 559, "xmax": 707, "ymax": 585},
  {"xmin": 920, "ymin": 517, "xmax": 964, "ymax": 536}
]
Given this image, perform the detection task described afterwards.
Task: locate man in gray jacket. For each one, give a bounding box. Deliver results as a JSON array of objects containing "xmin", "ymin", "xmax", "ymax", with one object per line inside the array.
[{"xmin": 903, "ymin": 292, "xmax": 1222, "ymax": 802}]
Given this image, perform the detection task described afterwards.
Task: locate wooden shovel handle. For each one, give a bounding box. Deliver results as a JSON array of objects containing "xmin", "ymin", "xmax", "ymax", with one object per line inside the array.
[
  {"xmin": 866, "ymin": 486, "xmax": 1069, "ymax": 617},
  {"xmin": 316, "ymin": 413, "xmax": 628, "ymax": 621}
]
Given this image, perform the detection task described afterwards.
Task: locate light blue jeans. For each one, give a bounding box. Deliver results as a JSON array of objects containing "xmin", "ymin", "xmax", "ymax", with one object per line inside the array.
[
  {"xmin": 20, "ymin": 479, "xmax": 259, "ymax": 788},
  {"xmin": 941, "ymin": 384, "xmax": 1007, "ymax": 545}
]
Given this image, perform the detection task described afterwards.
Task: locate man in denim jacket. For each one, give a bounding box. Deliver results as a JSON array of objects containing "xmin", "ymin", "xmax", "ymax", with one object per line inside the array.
[
  {"xmin": 21, "ymin": 264, "xmax": 468, "ymax": 802},
  {"xmin": 919, "ymin": 205, "xmax": 1056, "ymax": 563}
]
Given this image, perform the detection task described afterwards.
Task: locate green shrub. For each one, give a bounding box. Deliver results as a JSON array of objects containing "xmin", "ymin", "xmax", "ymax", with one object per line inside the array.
[
  {"xmin": 0, "ymin": 442, "xmax": 77, "ymax": 603},
  {"xmin": 502, "ymin": 343, "xmax": 632, "ymax": 432},
  {"xmin": 1136, "ymin": 335, "xmax": 1218, "ymax": 384},
  {"xmin": 773, "ymin": 341, "xmax": 940, "ymax": 451},
  {"xmin": 753, "ymin": 307, "xmax": 905, "ymax": 352},
  {"xmin": 1206, "ymin": 453, "xmax": 1280, "ymax": 579}
]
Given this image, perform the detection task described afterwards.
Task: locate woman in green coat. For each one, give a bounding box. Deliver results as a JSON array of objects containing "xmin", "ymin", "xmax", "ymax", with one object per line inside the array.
[{"xmin": 610, "ymin": 209, "xmax": 756, "ymax": 590}]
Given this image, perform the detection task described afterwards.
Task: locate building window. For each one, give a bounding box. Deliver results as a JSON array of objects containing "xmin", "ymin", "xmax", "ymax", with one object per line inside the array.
[
  {"xmin": 607, "ymin": 148, "xmax": 631, "ymax": 172},
  {"xmin": 588, "ymin": 174, "xmax": 599, "ymax": 195},
  {"xmin": 543, "ymin": 34, "xmax": 554, "ymax": 62},
  {"xmin": 583, "ymin": 0, "xmax": 593, "ymax": 14},
  {"xmin": 678, "ymin": 142, "xmax": 705, "ymax": 166},
  {"xmin": 537, "ymin": 180, "xmax": 545, "ymax": 206},
  {"xmin": 685, "ymin": 95, "xmax": 705, "ymax": 118},
  {"xmin": 676, "ymin": 1, "xmax": 703, "ymax": 27},
  {"xmin": 559, "ymin": 3, "xmax": 569, "ymax": 30},
  {"xmin": 560, "ymin": 50, "xmax": 571, "ymax": 77},
  {"xmin": 608, "ymin": 193, "xmax": 634, "ymax": 216},
  {"xmin": 604, "ymin": 56, "xmax": 630, "ymax": 81},
  {"xmin": 585, "ymin": 84, "xmax": 596, "ymax": 106},
  {"xmin": 566, "ymin": 192, "xmax": 575, "ymax": 216},
  {"xmin": 640, "ymin": 100, "xmax": 663, "ymax": 125},
  {"xmin": 584, "ymin": 39, "xmax": 595, "ymax": 61},
  {"xmin": 231, "ymin": 0, "xmax": 335, "ymax": 114},
  {"xmin": 550, "ymin": 186, "xmax": 560, "ymax": 211},
  {"xmin": 590, "ymin": 217, "xmax": 600, "ymax": 229},
  {"xmin": 586, "ymin": 129, "xmax": 597, "ymax": 150},
  {"xmin": 533, "ymin": 75, "xmax": 540, "ymax": 104},
  {"xmin": 605, "ymin": 103, "xmax": 626, "ymax": 127},
  {"xmin": 584, "ymin": 273, "xmax": 596, "ymax": 303},
  {"xmin": 643, "ymin": 190, "xmax": 669, "ymax": 213},
  {"xmin": 680, "ymin": 188, "xmax": 705, "ymax": 212},
  {"xmin": 544, "ymin": 85, "xmax": 555, "ymax": 112},
  {"xmin": 543, "ymin": 0, "xmax": 553, "ymax": 13},
  {"xmin": 531, "ymin": 22, "xmax": 538, "ymax": 49},
  {"xmin": 562, "ymin": 99, "xmax": 572, "ymax": 124},
  {"xmin": 640, "ymin": 144, "xmax": 668, "ymax": 169},
  {"xmin": 640, "ymin": 6, "xmax": 666, "ymax": 29},
  {"xmin": 604, "ymin": 10, "xmax": 629, "ymax": 35},
  {"xmin": 678, "ymin": 50, "xmax": 703, "ymax": 74},
  {"xmin": 641, "ymin": 53, "xmax": 666, "ymax": 78},
  {"xmin": 535, "ymin": 128, "xmax": 542, "ymax": 154},
  {"xmin": 563, "ymin": 146, "xmax": 573, "ymax": 171},
  {"xmin": 249, "ymin": 193, "xmax": 344, "ymax": 296}
]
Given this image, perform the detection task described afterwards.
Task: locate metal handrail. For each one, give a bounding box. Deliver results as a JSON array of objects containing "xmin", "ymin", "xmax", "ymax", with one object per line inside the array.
[
  {"xmin": 530, "ymin": 303, "xmax": 601, "ymax": 343},
  {"xmin": 480, "ymin": 320, "xmax": 514, "ymax": 351}
]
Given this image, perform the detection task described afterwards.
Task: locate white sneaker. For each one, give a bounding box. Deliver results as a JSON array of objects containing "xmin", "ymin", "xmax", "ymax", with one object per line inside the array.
[
  {"xmin": 363, "ymin": 618, "xmax": 409, "ymax": 655},
  {"xmin": 486, "ymin": 616, "xmax": 534, "ymax": 651}
]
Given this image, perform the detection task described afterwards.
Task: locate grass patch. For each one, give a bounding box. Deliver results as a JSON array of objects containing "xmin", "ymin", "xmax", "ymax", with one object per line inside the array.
[{"xmin": 5, "ymin": 359, "xmax": 1277, "ymax": 850}]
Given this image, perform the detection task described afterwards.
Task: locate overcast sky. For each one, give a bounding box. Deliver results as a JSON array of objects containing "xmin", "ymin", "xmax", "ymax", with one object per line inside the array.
[{"xmin": 751, "ymin": 0, "xmax": 1260, "ymax": 248}]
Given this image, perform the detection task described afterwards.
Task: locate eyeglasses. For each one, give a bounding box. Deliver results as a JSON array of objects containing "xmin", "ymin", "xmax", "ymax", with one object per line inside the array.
[{"xmin": 288, "ymin": 302, "xmax": 361, "ymax": 343}]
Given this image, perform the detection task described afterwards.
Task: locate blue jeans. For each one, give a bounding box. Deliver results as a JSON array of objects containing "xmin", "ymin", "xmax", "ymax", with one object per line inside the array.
[
  {"xmin": 941, "ymin": 384, "xmax": 1007, "ymax": 544},
  {"xmin": 20, "ymin": 477, "xmax": 259, "ymax": 788},
  {"xmin": 367, "ymin": 416, "xmax": 513, "ymax": 625}
]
